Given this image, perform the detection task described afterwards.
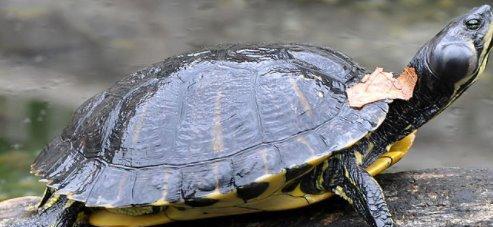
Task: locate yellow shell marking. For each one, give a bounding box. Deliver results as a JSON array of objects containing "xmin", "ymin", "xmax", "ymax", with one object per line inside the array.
[
  {"xmin": 289, "ymin": 78, "xmax": 313, "ymax": 117},
  {"xmin": 89, "ymin": 132, "xmax": 417, "ymax": 226}
]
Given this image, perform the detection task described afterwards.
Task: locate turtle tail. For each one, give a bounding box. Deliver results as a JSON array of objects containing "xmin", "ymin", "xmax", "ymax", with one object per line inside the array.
[{"xmin": 0, "ymin": 188, "xmax": 86, "ymax": 227}]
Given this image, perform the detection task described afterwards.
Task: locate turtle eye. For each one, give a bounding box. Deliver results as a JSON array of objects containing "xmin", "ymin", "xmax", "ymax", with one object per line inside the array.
[{"xmin": 465, "ymin": 19, "xmax": 482, "ymax": 30}]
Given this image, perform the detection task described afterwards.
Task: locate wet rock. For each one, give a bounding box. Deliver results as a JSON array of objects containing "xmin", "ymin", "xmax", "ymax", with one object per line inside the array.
[{"xmin": 0, "ymin": 196, "xmax": 39, "ymax": 221}]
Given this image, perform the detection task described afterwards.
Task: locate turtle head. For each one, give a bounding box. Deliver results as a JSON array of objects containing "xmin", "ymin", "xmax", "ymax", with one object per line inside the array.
[{"xmin": 412, "ymin": 5, "xmax": 493, "ymax": 100}]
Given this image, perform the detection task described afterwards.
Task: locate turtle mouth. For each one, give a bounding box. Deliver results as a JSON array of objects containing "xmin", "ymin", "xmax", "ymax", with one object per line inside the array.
[
  {"xmin": 484, "ymin": 32, "xmax": 493, "ymax": 56},
  {"xmin": 482, "ymin": 16, "xmax": 493, "ymax": 61},
  {"xmin": 485, "ymin": 38, "xmax": 493, "ymax": 56},
  {"xmin": 479, "ymin": 39, "xmax": 493, "ymax": 70},
  {"xmin": 477, "ymin": 24, "xmax": 493, "ymax": 73}
]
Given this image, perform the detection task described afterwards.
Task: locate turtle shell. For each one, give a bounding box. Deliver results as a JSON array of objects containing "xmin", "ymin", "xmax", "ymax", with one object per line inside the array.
[{"xmin": 31, "ymin": 44, "xmax": 388, "ymax": 208}]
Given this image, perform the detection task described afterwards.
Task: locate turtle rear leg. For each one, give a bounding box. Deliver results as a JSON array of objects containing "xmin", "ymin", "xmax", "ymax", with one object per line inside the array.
[
  {"xmin": 40, "ymin": 194, "xmax": 85, "ymax": 227},
  {"xmin": 1, "ymin": 189, "xmax": 85, "ymax": 227},
  {"xmin": 324, "ymin": 152, "xmax": 393, "ymax": 227}
]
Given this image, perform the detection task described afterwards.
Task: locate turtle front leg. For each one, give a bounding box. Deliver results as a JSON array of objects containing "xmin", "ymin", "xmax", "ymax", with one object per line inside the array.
[{"xmin": 324, "ymin": 152, "xmax": 393, "ymax": 227}]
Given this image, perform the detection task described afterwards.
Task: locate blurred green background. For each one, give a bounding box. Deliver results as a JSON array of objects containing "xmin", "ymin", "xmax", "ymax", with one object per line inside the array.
[{"xmin": 1, "ymin": 0, "xmax": 493, "ymax": 201}]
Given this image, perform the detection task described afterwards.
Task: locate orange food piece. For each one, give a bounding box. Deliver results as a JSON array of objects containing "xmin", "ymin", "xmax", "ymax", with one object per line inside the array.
[{"xmin": 347, "ymin": 67, "xmax": 418, "ymax": 108}]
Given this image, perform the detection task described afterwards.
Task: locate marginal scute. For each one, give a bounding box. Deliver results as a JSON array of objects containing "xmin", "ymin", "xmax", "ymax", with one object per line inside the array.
[
  {"xmin": 31, "ymin": 44, "xmax": 389, "ymax": 208},
  {"xmin": 56, "ymin": 159, "xmax": 104, "ymax": 204},
  {"xmin": 86, "ymin": 166, "xmax": 136, "ymax": 207},
  {"xmin": 232, "ymin": 145, "xmax": 282, "ymax": 187},
  {"xmin": 132, "ymin": 166, "xmax": 173, "ymax": 206},
  {"xmin": 181, "ymin": 160, "xmax": 233, "ymax": 200}
]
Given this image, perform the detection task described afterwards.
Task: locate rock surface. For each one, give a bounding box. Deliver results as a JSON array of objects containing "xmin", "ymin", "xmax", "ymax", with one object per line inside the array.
[
  {"xmin": 1, "ymin": 168, "xmax": 492, "ymax": 226},
  {"xmin": 0, "ymin": 196, "xmax": 39, "ymax": 221}
]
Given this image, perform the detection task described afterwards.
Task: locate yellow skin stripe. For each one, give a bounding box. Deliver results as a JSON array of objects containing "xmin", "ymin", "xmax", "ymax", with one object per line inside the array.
[{"xmin": 89, "ymin": 132, "xmax": 417, "ymax": 227}]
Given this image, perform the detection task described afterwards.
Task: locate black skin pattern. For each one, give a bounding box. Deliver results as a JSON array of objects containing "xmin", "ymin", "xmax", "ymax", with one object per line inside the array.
[{"xmin": 18, "ymin": 4, "xmax": 493, "ymax": 227}]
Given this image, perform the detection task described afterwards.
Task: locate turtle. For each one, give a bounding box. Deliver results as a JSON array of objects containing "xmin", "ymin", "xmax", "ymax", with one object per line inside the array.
[{"xmin": 1, "ymin": 5, "xmax": 492, "ymax": 227}]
